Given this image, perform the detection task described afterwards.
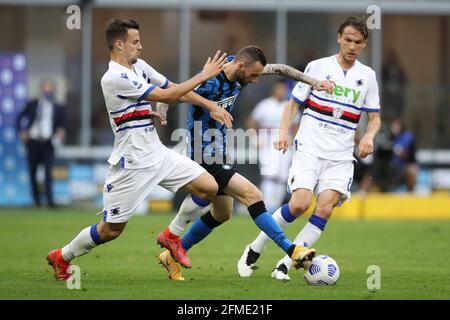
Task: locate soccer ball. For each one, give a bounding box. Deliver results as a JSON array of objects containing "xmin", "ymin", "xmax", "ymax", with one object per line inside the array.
[{"xmin": 303, "ymin": 255, "xmax": 340, "ymax": 286}]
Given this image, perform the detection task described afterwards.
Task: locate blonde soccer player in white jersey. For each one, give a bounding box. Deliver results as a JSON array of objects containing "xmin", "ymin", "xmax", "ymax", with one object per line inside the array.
[
  {"xmin": 46, "ymin": 18, "xmax": 235, "ymax": 281},
  {"xmin": 238, "ymin": 16, "xmax": 381, "ymax": 280}
]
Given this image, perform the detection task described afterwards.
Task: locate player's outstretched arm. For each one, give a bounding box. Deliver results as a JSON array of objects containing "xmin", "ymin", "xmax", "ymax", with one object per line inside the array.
[
  {"xmin": 262, "ymin": 64, "xmax": 335, "ymax": 94},
  {"xmin": 182, "ymin": 91, "xmax": 234, "ymax": 128},
  {"xmin": 162, "ymin": 83, "xmax": 233, "ymax": 128},
  {"xmin": 358, "ymin": 111, "xmax": 381, "ymax": 158},
  {"xmin": 274, "ymin": 98, "xmax": 300, "ymax": 153},
  {"xmin": 154, "ymin": 98, "xmax": 234, "ymax": 130},
  {"xmin": 144, "ymin": 50, "xmax": 227, "ymax": 104}
]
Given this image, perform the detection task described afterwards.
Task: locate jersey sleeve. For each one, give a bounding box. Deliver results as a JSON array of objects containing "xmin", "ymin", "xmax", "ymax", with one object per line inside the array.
[
  {"xmin": 290, "ymin": 62, "xmax": 313, "ymax": 106},
  {"xmin": 362, "ymin": 70, "xmax": 381, "ymax": 112},
  {"xmin": 194, "ymin": 79, "xmax": 216, "ymax": 98},
  {"xmin": 141, "ymin": 60, "xmax": 169, "ymax": 89},
  {"xmin": 113, "ymin": 75, "xmax": 156, "ymax": 102}
]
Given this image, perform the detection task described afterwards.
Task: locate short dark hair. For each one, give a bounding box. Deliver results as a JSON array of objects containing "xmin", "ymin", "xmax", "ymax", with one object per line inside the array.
[
  {"xmin": 338, "ymin": 16, "xmax": 369, "ymax": 40},
  {"xmin": 106, "ymin": 18, "xmax": 140, "ymax": 51},
  {"xmin": 235, "ymin": 45, "xmax": 267, "ymax": 67}
]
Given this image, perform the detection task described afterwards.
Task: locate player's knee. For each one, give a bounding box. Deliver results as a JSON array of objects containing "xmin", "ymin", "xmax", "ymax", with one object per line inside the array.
[
  {"xmin": 289, "ymin": 200, "xmax": 312, "ymax": 216},
  {"xmin": 203, "ymin": 182, "xmax": 219, "ymax": 201},
  {"xmin": 196, "ymin": 179, "xmax": 218, "ymax": 201},
  {"xmin": 314, "ymin": 204, "xmax": 334, "ymax": 219}
]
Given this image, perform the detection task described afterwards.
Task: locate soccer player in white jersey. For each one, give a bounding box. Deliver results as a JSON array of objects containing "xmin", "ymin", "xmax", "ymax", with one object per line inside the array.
[
  {"xmin": 46, "ymin": 18, "xmax": 234, "ymax": 281},
  {"xmin": 238, "ymin": 16, "xmax": 381, "ymax": 280},
  {"xmin": 247, "ymin": 80, "xmax": 297, "ymax": 213}
]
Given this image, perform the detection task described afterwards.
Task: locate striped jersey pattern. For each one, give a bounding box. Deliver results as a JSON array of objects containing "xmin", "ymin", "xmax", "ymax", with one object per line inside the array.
[{"xmin": 187, "ymin": 55, "xmax": 242, "ymax": 163}]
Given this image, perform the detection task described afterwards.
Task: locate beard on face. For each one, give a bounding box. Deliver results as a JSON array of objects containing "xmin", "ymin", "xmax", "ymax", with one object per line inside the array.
[
  {"xmin": 236, "ymin": 69, "xmax": 250, "ymax": 87},
  {"xmin": 130, "ymin": 56, "xmax": 138, "ymax": 64}
]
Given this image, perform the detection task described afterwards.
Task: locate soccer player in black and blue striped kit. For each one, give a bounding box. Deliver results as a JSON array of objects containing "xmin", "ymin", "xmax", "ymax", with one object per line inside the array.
[{"xmin": 156, "ymin": 46, "xmax": 316, "ymax": 280}]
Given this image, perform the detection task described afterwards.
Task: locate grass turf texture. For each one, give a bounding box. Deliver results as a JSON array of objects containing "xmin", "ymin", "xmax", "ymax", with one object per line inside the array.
[{"xmin": 1, "ymin": 207, "xmax": 450, "ymax": 300}]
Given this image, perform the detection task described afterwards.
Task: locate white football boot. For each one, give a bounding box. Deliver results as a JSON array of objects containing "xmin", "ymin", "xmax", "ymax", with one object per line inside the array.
[
  {"xmin": 237, "ymin": 245, "xmax": 261, "ymax": 277},
  {"xmin": 271, "ymin": 262, "xmax": 291, "ymax": 281}
]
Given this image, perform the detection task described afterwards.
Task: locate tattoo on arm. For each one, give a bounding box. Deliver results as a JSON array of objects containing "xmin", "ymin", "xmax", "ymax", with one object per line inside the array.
[{"xmin": 262, "ymin": 64, "xmax": 319, "ymax": 88}]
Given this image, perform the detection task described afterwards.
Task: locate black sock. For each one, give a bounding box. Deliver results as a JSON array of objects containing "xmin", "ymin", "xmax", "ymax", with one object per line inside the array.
[
  {"xmin": 200, "ymin": 211, "xmax": 222, "ymax": 229},
  {"xmin": 247, "ymin": 201, "xmax": 267, "ymax": 220}
]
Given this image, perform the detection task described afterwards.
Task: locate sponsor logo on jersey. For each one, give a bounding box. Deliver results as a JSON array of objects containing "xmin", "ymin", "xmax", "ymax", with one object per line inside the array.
[
  {"xmin": 217, "ymin": 95, "xmax": 238, "ymax": 109},
  {"xmin": 332, "ymin": 107, "xmax": 344, "ymax": 119},
  {"xmin": 333, "ymin": 85, "xmax": 361, "ymax": 103}
]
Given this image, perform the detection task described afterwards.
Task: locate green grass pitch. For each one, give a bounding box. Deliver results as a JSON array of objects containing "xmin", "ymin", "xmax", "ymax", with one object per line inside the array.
[{"xmin": 1, "ymin": 207, "xmax": 450, "ymax": 300}]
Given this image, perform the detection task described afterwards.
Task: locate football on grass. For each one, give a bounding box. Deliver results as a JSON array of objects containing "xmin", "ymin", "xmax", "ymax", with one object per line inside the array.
[{"xmin": 304, "ymin": 255, "xmax": 340, "ymax": 286}]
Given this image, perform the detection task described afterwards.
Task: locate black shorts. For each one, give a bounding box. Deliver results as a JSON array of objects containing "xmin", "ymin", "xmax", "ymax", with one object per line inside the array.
[{"xmin": 201, "ymin": 163, "xmax": 237, "ymax": 195}]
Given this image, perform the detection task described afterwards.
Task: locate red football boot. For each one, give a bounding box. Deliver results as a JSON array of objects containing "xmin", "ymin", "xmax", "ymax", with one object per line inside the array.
[
  {"xmin": 47, "ymin": 249, "xmax": 71, "ymax": 281},
  {"xmin": 156, "ymin": 228, "xmax": 192, "ymax": 268}
]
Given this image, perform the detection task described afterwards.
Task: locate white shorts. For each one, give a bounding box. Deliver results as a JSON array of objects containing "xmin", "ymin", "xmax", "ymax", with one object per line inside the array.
[
  {"xmin": 102, "ymin": 148, "xmax": 205, "ymax": 223},
  {"xmin": 287, "ymin": 151, "xmax": 354, "ymax": 206}
]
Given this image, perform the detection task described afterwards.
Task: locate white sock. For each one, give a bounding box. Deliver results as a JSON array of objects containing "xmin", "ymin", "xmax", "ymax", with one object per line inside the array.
[
  {"xmin": 249, "ymin": 206, "xmax": 292, "ymax": 253},
  {"xmin": 61, "ymin": 225, "xmax": 99, "ymax": 262},
  {"xmin": 168, "ymin": 194, "xmax": 211, "ymax": 236},
  {"xmin": 277, "ymin": 221, "xmax": 323, "ymax": 270}
]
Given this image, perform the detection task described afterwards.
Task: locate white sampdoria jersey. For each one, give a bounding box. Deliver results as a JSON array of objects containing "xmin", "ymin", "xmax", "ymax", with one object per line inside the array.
[
  {"xmin": 291, "ymin": 55, "xmax": 380, "ymax": 160},
  {"xmin": 101, "ymin": 59, "xmax": 170, "ymax": 169}
]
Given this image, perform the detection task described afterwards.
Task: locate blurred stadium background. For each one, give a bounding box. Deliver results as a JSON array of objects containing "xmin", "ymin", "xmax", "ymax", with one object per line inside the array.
[{"xmin": 0, "ymin": 0, "xmax": 449, "ymax": 218}]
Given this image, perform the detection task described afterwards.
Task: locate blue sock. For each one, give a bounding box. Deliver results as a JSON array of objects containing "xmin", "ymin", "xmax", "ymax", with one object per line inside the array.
[
  {"xmin": 309, "ymin": 214, "xmax": 328, "ymax": 231},
  {"xmin": 90, "ymin": 223, "xmax": 103, "ymax": 245},
  {"xmin": 181, "ymin": 211, "xmax": 221, "ymax": 251},
  {"xmin": 191, "ymin": 195, "xmax": 211, "ymax": 207},
  {"xmin": 280, "ymin": 203, "xmax": 296, "ymax": 223},
  {"xmin": 249, "ymin": 201, "xmax": 293, "ymax": 253}
]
